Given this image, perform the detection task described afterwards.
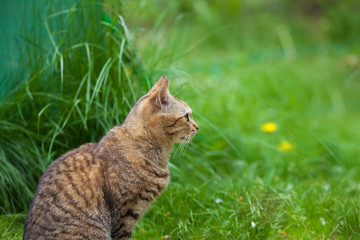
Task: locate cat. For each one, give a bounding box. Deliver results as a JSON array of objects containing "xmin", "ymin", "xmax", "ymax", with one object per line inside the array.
[{"xmin": 23, "ymin": 75, "xmax": 199, "ymax": 240}]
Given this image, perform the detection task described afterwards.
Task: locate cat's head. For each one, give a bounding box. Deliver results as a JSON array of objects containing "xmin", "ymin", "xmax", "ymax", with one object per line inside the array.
[{"xmin": 125, "ymin": 76, "xmax": 198, "ymax": 144}]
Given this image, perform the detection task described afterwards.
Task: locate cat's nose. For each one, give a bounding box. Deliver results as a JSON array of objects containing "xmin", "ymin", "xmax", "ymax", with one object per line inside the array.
[{"xmin": 193, "ymin": 123, "xmax": 199, "ymax": 131}]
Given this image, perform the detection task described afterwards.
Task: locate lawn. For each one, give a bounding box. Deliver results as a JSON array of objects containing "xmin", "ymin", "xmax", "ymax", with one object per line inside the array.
[{"xmin": 1, "ymin": 0, "xmax": 360, "ymax": 239}]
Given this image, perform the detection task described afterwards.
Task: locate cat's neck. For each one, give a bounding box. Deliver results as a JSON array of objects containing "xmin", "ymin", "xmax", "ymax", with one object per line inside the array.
[
  {"xmin": 126, "ymin": 123, "xmax": 172, "ymax": 168},
  {"xmin": 102, "ymin": 123, "xmax": 173, "ymax": 168}
]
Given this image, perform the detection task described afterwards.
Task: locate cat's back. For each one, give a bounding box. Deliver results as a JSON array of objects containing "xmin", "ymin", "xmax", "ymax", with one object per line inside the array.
[{"xmin": 23, "ymin": 142, "xmax": 111, "ymax": 240}]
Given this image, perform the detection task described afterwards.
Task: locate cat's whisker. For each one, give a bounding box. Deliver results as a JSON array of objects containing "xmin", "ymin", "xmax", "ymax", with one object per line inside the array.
[
  {"xmin": 177, "ymin": 137, "xmax": 187, "ymax": 157},
  {"xmin": 179, "ymin": 146, "xmax": 184, "ymax": 157},
  {"xmin": 185, "ymin": 133, "xmax": 196, "ymax": 155},
  {"xmin": 174, "ymin": 143, "xmax": 182, "ymax": 157},
  {"xmin": 186, "ymin": 137, "xmax": 191, "ymax": 155},
  {"xmin": 181, "ymin": 143, "xmax": 187, "ymax": 156},
  {"xmin": 181, "ymin": 135, "xmax": 191, "ymax": 156},
  {"xmin": 178, "ymin": 143, "xmax": 185, "ymax": 156},
  {"xmin": 186, "ymin": 138, "xmax": 192, "ymax": 154},
  {"xmin": 175, "ymin": 138, "xmax": 186, "ymax": 157},
  {"xmin": 180, "ymin": 138, "xmax": 188, "ymax": 156}
]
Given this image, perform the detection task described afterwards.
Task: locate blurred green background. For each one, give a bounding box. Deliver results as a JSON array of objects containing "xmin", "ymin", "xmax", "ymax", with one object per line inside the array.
[{"xmin": 1, "ymin": 0, "xmax": 359, "ymax": 239}]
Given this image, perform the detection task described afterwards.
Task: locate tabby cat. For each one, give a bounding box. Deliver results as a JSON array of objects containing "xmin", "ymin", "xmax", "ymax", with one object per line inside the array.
[{"xmin": 24, "ymin": 76, "xmax": 199, "ymax": 240}]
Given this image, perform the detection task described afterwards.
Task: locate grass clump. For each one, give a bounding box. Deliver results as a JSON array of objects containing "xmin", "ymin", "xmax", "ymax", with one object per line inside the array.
[{"xmin": 0, "ymin": 0, "xmax": 148, "ymax": 213}]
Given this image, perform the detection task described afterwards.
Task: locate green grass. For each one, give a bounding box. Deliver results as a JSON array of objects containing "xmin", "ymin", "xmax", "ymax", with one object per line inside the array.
[
  {"xmin": 0, "ymin": 0, "xmax": 149, "ymax": 214},
  {"xmin": 1, "ymin": 0, "xmax": 360, "ymax": 239}
]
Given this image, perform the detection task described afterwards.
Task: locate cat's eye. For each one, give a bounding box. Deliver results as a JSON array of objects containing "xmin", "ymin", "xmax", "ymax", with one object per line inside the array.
[{"xmin": 184, "ymin": 113, "xmax": 190, "ymax": 122}]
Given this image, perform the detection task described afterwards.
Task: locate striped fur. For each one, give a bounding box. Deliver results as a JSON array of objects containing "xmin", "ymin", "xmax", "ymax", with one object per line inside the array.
[{"xmin": 24, "ymin": 76, "xmax": 198, "ymax": 240}]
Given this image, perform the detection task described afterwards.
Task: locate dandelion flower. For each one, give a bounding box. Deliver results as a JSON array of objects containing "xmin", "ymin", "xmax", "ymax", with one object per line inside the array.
[
  {"xmin": 261, "ymin": 122, "xmax": 278, "ymax": 133},
  {"xmin": 251, "ymin": 221, "xmax": 256, "ymax": 228},
  {"xmin": 323, "ymin": 184, "xmax": 330, "ymax": 191},
  {"xmin": 215, "ymin": 198, "xmax": 223, "ymax": 204},
  {"xmin": 286, "ymin": 183, "xmax": 293, "ymax": 192},
  {"xmin": 320, "ymin": 217, "xmax": 326, "ymax": 226},
  {"xmin": 278, "ymin": 141, "xmax": 294, "ymax": 151}
]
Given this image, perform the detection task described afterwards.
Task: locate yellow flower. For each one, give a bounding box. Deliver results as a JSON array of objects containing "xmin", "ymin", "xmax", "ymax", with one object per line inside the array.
[
  {"xmin": 278, "ymin": 141, "xmax": 294, "ymax": 151},
  {"xmin": 261, "ymin": 122, "xmax": 278, "ymax": 133}
]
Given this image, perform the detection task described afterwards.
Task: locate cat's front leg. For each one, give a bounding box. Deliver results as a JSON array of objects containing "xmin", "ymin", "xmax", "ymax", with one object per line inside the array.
[{"xmin": 110, "ymin": 208, "xmax": 140, "ymax": 240}]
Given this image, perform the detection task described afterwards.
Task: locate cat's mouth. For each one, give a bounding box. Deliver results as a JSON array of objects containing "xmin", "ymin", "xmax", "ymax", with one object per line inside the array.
[{"xmin": 179, "ymin": 132, "xmax": 197, "ymax": 142}]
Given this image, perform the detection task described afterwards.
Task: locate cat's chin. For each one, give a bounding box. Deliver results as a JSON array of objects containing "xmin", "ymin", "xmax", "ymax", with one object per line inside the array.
[{"xmin": 176, "ymin": 135, "xmax": 195, "ymax": 143}]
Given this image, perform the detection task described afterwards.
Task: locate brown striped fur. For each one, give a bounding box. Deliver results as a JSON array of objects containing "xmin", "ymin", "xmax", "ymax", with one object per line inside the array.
[{"xmin": 24, "ymin": 76, "xmax": 198, "ymax": 240}]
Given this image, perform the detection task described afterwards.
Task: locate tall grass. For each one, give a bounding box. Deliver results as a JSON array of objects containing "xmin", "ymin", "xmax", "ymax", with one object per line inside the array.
[{"xmin": 0, "ymin": 0, "xmax": 148, "ymax": 213}]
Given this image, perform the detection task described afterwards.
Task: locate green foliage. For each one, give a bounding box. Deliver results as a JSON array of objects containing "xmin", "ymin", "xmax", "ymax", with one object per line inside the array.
[
  {"xmin": 0, "ymin": 0, "xmax": 148, "ymax": 213},
  {"xmin": 1, "ymin": 0, "xmax": 360, "ymax": 239},
  {"xmin": 0, "ymin": 214, "xmax": 25, "ymax": 240}
]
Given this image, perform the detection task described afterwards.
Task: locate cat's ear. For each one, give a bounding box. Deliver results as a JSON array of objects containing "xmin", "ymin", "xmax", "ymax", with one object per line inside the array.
[
  {"xmin": 149, "ymin": 75, "xmax": 169, "ymax": 111},
  {"xmin": 148, "ymin": 75, "xmax": 168, "ymax": 95}
]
